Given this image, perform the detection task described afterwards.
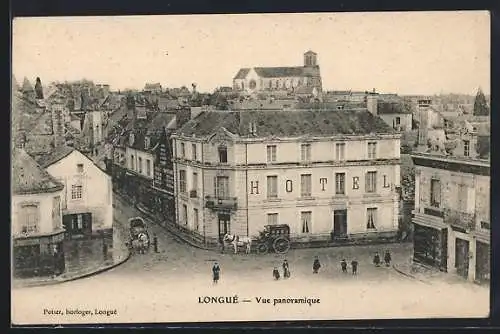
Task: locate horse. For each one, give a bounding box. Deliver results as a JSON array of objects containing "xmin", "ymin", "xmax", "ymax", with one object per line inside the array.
[
  {"xmin": 131, "ymin": 232, "xmax": 149, "ymax": 254},
  {"xmin": 223, "ymin": 233, "xmax": 252, "ymax": 254}
]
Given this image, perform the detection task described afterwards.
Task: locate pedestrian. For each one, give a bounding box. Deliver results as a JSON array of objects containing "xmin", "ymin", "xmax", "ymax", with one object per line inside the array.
[
  {"xmin": 384, "ymin": 250, "xmax": 392, "ymax": 267},
  {"xmin": 282, "ymin": 259, "xmax": 290, "ymax": 279},
  {"xmin": 351, "ymin": 259, "xmax": 358, "ymax": 275},
  {"xmin": 373, "ymin": 252, "xmax": 381, "ymax": 267},
  {"xmin": 212, "ymin": 262, "xmax": 221, "ymax": 284},
  {"xmin": 153, "ymin": 233, "xmax": 158, "ymax": 253},
  {"xmin": 273, "ymin": 267, "xmax": 281, "ymax": 280},
  {"xmin": 341, "ymin": 259, "xmax": 348, "ymax": 273},
  {"xmin": 313, "ymin": 256, "xmax": 321, "ymax": 274}
]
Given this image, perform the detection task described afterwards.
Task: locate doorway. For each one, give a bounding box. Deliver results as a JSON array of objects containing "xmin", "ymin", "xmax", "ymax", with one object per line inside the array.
[
  {"xmin": 455, "ymin": 238, "xmax": 470, "ymax": 279},
  {"xmin": 332, "ymin": 209, "xmax": 347, "ymax": 239},
  {"xmin": 218, "ymin": 213, "xmax": 231, "ymax": 242},
  {"xmin": 63, "ymin": 213, "xmax": 92, "ymax": 238}
]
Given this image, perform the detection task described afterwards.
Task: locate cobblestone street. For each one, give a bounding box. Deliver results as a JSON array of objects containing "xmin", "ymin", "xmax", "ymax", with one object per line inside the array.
[{"xmin": 11, "ymin": 194, "xmax": 489, "ymax": 324}]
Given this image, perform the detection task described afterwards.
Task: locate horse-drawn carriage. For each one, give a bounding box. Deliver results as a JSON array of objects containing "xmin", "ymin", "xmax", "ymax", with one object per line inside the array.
[
  {"xmin": 128, "ymin": 217, "xmax": 150, "ymax": 254},
  {"xmin": 255, "ymin": 224, "xmax": 291, "ymax": 254},
  {"xmin": 222, "ymin": 224, "xmax": 291, "ymax": 255}
]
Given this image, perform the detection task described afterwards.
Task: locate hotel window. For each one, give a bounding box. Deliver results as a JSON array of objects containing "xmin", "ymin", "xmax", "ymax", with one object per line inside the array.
[
  {"xmin": 267, "ymin": 213, "xmax": 278, "ymax": 225},
  {"xmin": 130, "ymin": 155, "xmax": 135, "ymax": 170},
  {"xmin": 71, "ymin": 184, "xmax": 83, "ymax": 200},
  {"xmin": 365, "ymin": 171, "xmax": 377, "ymax": 193},
  {"xmin": 430, "ymin": 178, "xmax": 441, "ymax": 208},
  {"xmin": 395, "ymin": 117, "xmax": 401, "ymax": 126},
  {"xmin": 267, "ymin": 145, "xmax": 277, "ymax": 163},
  {"xmin": 301, "ymin": 211, "xmax": 312, "ymax": 234},
  {"xmin": 138, "ymin": 157, "xmax": 143, "ymax": 173},
  {"xmin": 301, "ymin": 174, "xmax": 312, "ymax": 197},
  {"xmin": 192, "ymin": 144, "xmax": 197, "ymax": 161},
  {"xmin": 267, "ymin": 175, "xmax": 278, "ymax": 198},
  {"xmin": 368, "ymin": 142, "xmax": 377, "ymax": 159},
  {"xmin": 218, "ymin": 146, "xmax": 228, "ymax": 163},
  {"xmin": 336, "ymin": 143, "xmax": 346, "ymax": 161},
  {"xmin": 215, "ymin": 176, "xmax": 229, "ymax": 199},
  {"xmin": 20, "ymin": 204, "xmax": 39, "ymax": 234},
  {"xmin": 146, "ymin": 159, "xmax": 151, "ymax": 176},
  {"xmin": 183, "ymin": 204, "xmax": 188, "ymax": 225},
  {"xmin": 194, "ymin": 208, "xmax": 199, "ymax": 231},
  {"xmin": 335, "ymin": 173, "xmax": 345, "ymax": 195},
  {"xmin": 179, "ymin": 170, "xmax": 187, "ymax": 193},
  {"xmin": 192, "ymin": 172, "xmax": 198, "ymax": 193},
  {"xmin": 77, "ymin": 163, "xmax": 84, "ymax": 173},
  {"xmin": 301, "ymin": 144, "xmax": 311, "ymax": 162},
  {"xmin": 180, "ymin": 142, "xmax": 185, "ymax": 158},
  {"xmin": 367, "ymin": 208, "xmax": 377, "ymax": 229},
  {"xmin": 463, "ymin": 140, "xmax": 470, "ymax": 157}
]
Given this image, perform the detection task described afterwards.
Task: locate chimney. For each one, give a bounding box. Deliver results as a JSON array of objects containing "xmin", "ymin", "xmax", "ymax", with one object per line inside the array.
[{"xmin": 366, "ymin": 93, "xmax": 378, "ymax": 116}]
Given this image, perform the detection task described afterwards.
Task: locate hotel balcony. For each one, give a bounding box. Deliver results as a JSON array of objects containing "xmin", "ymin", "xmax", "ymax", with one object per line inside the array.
[
  {"xmin": 205, "ymin": 195, "xmax": 238, "ymax": 211},
  {"xmin": 443, "ymin": 208, "xmax": 476, "ymax": 232}
]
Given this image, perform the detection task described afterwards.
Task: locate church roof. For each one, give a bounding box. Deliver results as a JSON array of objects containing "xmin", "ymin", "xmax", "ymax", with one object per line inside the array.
[
  {"xmin": 234, "ymin": 66, "xmax": 317, "ymax": 80},
  {"xmin": 234, "ymin": 68, "xmax": 251, "ymax": 80}
]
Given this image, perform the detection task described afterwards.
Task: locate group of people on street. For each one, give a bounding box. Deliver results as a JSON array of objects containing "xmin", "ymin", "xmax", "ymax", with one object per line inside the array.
[
  {"xmin": 273, "ymin": 259, "xmax": 291, "ymax": 280},
  {"xmin": 211, "ymin": 250, "xmax": 394, "ymax": 284},
  {"xmin": 373, "ymin": 250, "xmax": 392, "ymax": 267}
]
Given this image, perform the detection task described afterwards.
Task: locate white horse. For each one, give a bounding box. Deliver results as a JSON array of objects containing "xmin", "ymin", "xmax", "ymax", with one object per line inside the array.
[
  {"xmin": 131, "ymin": 232, "xmax": 149, "ymax": 254},
  {"xmin": 223, "ymin": 233, "xmax": 252, "ymax": 254}
]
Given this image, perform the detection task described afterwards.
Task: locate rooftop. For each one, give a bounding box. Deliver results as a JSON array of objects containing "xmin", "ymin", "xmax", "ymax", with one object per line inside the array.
[
  {"xmin": 177, "ymin": 109, "xmax": 395, "ymax": 138},
  {"xmin": 35, "ymin": 145, "xmax": 75, "ymax": 168},
  {"xmin": 12, "ymin": 148, "xmax": 64, "ymax": 195}
]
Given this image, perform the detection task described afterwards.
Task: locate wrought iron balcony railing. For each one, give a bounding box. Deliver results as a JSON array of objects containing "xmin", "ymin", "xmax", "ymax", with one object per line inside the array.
[
  {"xmin": 443, "ymin": 208, "xmax": 476, "ymax": 231},
  {"xmin": 205, "ymin": 195, "xmax": 238, "ymax": 211}
]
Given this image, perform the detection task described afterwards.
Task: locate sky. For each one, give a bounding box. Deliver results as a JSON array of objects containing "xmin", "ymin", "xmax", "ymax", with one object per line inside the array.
[{"xmin": 12, "ymin": 11, "xmax": 490, "ymax": 95}]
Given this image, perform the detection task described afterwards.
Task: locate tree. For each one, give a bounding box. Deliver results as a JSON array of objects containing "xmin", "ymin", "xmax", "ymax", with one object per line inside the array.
[
  {"xmin": 473, "ymin": 87, "xmax": 489, "ymax": 116},
  {"xmin": 34, "ymin": 77, "xmax": 44, "ymax": 99}
]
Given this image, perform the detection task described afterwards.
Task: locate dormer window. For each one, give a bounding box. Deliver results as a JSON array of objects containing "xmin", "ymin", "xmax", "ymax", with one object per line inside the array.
[
  {"xmin": 129, "ymin": 133, "xmax": 135, "ymax": 146},
  {"xmin": 145, "ymin": 136, "xmax": 150, "ymax": 149}
]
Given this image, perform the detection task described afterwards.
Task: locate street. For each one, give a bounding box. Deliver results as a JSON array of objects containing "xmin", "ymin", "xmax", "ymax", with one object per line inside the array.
[{"xmin": 11, "ymin": 195, "xmax": 489, "ymax": 324}]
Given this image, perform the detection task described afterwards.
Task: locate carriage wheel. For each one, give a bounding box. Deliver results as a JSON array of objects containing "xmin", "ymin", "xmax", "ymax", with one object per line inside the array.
[
  {"xmin": 257, "ymin": 243, "xmax": 269, "ymax": 254},
  {"xmin": 273, "ymin": 237, "xmax": 290, "ymax": 254}
]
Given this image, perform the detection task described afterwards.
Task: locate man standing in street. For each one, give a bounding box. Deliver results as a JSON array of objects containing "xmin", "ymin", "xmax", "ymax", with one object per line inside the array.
[
  {"xmin": 212, "ymin": 262, "xmax": 221, "ymax": 284},
  {"xmin": 351, "ymin": 259, "xmax": 358, "ymax": 275},
  {"xmin": 313, "ymin": 256, "xmax": 321, "ymax": 274},
  {"xmin": 153, "ymin": 233, "xmax": 159, "ymax": 253},
  {"xmin": 341, "ymin": 259, "xmax": 348, "ymax": 273}
]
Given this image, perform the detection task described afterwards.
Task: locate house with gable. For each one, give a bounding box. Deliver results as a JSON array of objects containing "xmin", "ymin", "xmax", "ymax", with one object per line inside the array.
[{"xmin": 35, "ymin": 146, "xmax": 113, "ymax": 239}]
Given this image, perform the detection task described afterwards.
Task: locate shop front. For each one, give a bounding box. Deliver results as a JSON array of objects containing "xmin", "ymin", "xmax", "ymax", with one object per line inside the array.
[
  {"xmin": 413, "ymin": 223, "xmax": 448, "ymax": 271},
  {"xmin": 475, "ymin": 240, "xmax": 490, "ymax": 283},
  {"xmin": 13, "ymin": 231, "xmax": 66, "ymax": 278}
]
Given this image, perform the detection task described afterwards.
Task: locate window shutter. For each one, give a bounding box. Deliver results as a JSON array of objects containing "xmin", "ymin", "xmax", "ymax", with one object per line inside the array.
[
  {"xmin": 365, "ymin": 173, "xmax": 369, "ymax": 192},
  {"xmin": 214, "ymin": 177, "xmax": 218, "ymax": 197}
]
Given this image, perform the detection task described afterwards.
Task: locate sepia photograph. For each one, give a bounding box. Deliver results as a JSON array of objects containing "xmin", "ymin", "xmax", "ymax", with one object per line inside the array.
[{"xmin": 10, "ymin": 11, "xmax": 490, "ymax": 325}]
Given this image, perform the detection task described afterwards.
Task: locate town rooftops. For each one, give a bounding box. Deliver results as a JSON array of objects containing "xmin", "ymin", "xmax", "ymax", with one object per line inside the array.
[
  {"xmin": 12, "ymin": 149, "xmax": 64, "ymax": 195},
  {"xmin": 377, "ymin": 101, "xmax": 412, "ymax": 115},
  {"xmin": 176, "ymin": 109, "xmax": 396, "ymax": 138},
  {"xmin": 35, "ymin": 145, "xmax": 75, "ymax": 168}
]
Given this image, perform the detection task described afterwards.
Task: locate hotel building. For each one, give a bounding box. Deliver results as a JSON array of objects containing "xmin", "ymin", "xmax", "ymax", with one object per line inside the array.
[{"xmin": 172, "ymin": 108, "xmax": 401, "ymax": 246}]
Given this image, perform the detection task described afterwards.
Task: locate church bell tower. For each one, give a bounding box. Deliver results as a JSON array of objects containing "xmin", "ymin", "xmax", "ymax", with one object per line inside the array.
[{"xmin": 304, "ymin": 50, "xmax": 317, "ymax": 67}]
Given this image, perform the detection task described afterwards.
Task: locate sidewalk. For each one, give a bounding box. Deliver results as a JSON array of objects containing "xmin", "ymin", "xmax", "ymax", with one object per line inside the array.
[
  {"xmin": 13, "ymin": 219, "xmax": 131, "ymax": 289},
  {"xmin": 392, "ymin": 260, "xmax": 479, "ymax": 286}
]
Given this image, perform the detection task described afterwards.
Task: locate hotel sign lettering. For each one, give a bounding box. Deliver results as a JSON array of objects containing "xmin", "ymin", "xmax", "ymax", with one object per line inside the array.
[{"xmin": 249, "ymin": 175, "xmax": 391, "ymax": 194}]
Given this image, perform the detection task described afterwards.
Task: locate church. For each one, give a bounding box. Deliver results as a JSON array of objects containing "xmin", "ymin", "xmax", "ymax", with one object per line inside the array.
[{"xmin": 232, "ymin": 51, "xmax": 322, "ymax": 95}]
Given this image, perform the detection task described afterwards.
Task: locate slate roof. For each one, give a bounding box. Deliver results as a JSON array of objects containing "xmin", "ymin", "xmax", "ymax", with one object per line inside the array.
[
  {"xmin": 377, "ymin": 101, "xmax": 412, "ymax": 115},
  {"xmin": 35, "ymin": 146, "xmax": 75, "ymax": 168},
  {"xmin": 254, "ymin": 67, "xmax": 312, "ymax": 78},
  {"xmin": 234, "ymin": 68, "xmax": 251, "ymax": 80},
  {"xmin": 12, "ymin": 148, "xmax": 64, "ymax": 195},
  {"xmin": 177, "ymin": 109, "xmax": 395, "ymax": 138}
]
